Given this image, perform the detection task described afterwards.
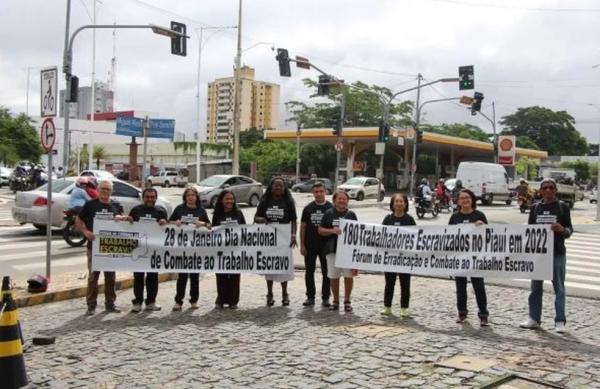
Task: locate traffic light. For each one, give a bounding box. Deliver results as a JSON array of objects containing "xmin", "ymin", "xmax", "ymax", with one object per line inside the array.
[
  {"xmin": 416, "ymin": 129, "xmax": 423, "ymax": 144},
  {"xmin": 378, "ymin": 122, "xmax": 390, "ymax": 142},
  {"xmin": 275, "ymin": 48, "xmax": 291, "ymax": 77},
  {"xmin": 458, "ymin": 65, "xmax": 474, "ymax": 90},
  {"xmin": 471, "ymin": 91, "xmax": 484, "ymax": 115},
  {"xmin": 318, "ymin": 75, "xmax": 331, "ymax": 96},
  {"xmin": 68, "ymin": 75, "xmax": 79, "ymax": 103},
  {"xmin": 170, "ymin": 21, "xmax": 187, "ymax": 56},
  {"xmin": 332, "ymin": 119, "xmax": 342, "ymax": 136}
]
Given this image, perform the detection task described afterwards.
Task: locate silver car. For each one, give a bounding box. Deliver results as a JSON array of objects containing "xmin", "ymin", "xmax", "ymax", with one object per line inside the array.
[
  {"xmin": 193, "ymin": 175, "xmax": 263, "ymax": 208},
  {"xmin": 11, "ymin": 178, "xmax": 172, "ymax": 229},
  {"xmin": 0, "ymin": 167, "xmax": 12, "ymax": 187}
]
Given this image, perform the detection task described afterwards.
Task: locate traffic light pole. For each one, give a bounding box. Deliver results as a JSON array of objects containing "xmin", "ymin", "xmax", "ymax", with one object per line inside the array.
[
  {"xmin": 408, "ymin": 74, "xmax": 423, "ymax": 199},
  {"xmin": 335, "ymin": 90, "xmax": 346, "ymax": 191},
  {"xmin": 473, "ymin": 102, "xmax": 497, "ymax": 163}
]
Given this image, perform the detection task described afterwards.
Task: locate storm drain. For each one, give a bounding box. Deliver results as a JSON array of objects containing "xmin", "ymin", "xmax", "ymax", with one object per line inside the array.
[{"xmin": 435, "ymin": 355, "xmax": 496, "ymax": 372}]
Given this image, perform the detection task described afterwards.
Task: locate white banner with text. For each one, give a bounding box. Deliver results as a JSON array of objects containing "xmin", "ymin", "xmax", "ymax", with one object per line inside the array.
[
  {"xmin": 92, "ymin": 219, "xmax": 292, "ymax": 273},
  {"xmin": 336, "ymin": 220, "xmax": 554, "ymax": 279}
]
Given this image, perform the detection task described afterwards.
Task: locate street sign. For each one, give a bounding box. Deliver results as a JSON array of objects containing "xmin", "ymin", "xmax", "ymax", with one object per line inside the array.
[
  {"xmin": 335, "ymin": 142, "xmax": 343, "ymax": 152},
  {"xmin": 116, "ymin": 116, "xmax": 144, "ymax": 137},
  {"xmin": 295, "ymin": 56, "xmax": 311, "ymax": 69},
  {"xmin": 148, "ymin": 119, "xmax": 175, "ymax": 140},
  {"xmin": 375, "ymin": 142, "xmax": 385, "ymax": 155},
  {"xmin": 40, "ymin": 67, "xmax": 58, "ymax": 117},
  {"xmin": 40, "ymin": 118, "xmax": 56, "ymax": 153},
  {"xmin": 498, "ymin": 135, "xmax": 516, "ymax": 166}
]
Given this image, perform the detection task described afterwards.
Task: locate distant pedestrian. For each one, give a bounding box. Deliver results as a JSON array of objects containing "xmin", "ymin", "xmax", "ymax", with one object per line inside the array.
[
  {"xmin": 75, "ymin": 179, "xmax": 126, "ymax": 315},
  {"xmin": 380, "ymin": 193, "xmax": 416, "ymax": 318},
  {"xmin": 124, "ymin": 188, "xmax": 168, "ymax": 313},
  {"xmin": 169, "ymin": 187, "xmax": 211, "ymax": 311},
  {"xmin": 318, "ymin": 190, "xmax": 358, "ymax": 312},
  {"xmin": 300, "ymin": 181, "xmax": 333, "ymax": 307},
  {"xmin": 520, "ymin": 178, "xmax": 572, "ymax": 333},
  {"xmin": 254, "ymin": 177, "xmax": 297, "ymax": 306},
  {"xmin": 449, "ymin": 188, "xmax": 489, "ymax": 326},
  {"xmin": 212, "ymin": 190, "xmax": 246, "ymax": 309}
]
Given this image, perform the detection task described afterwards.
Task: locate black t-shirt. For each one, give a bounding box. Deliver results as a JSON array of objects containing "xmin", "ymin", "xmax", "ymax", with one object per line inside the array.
[
  {"xmin": 212, "ymin": 210, "xmax": 246, "ymax": 226},
  {"xmin": 129, "ymin": 205, "xmax": 168, "ymax": 223},
  {"xmin": 301, "ymin": 200, "xmax": 333, "ymax": 253},
  {"xmin": 255, "ymin": 197, "xmax": 297, "ymax": 224},
  {"xmin": 382, "ymin": 213, "xmax": 416, "ymax": 227},
  {"xmin": 78, "ymin": 198, "xmax": 123, "ymax": 248},
  {"xmin": 448, "ymin": 209, "xmax": 488, "ymax": 225},
  {"xmin": 320, "ymin": 208, "xmax": 358, "ymax": 254},
  {"xmin": 169, "ymin": 204, "xmax": 210, "ymax": 224},
  {"xmin": 528, "ymin": 200, "xmax": 572, "ymax": 254}
]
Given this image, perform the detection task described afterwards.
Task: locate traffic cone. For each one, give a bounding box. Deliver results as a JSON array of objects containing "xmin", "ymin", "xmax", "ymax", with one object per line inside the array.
[{"xmin": 0, "ymin": 276, "xmax": 28, "ymax": 388}]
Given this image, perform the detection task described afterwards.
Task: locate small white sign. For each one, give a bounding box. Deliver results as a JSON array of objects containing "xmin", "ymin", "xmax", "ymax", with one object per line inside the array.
[
  {"xmin": 40, "ymin": 118, "xmax": 56, "ymax": 153},
  {"xmin": 397, "ymin": 136, "xmax": 405, "ymax": 146},
  {"xmin": 41, "ymin": 67, "xmax": 58, "ymax": 117},
  {"xmin": 375, "ymin": 142, "xmax": 385, "ymax": 155},
  {"xmin": 335, "ymin": 142, "xmax": 343, "ymax": 152}
]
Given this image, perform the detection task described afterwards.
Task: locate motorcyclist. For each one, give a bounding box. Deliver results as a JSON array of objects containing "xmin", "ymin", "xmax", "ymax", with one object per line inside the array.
[
  {"xmin": 67, "ymin": 177, "xmax": 92, "ymax": 212},
  {"xmin": 516, "ymin": 178, "xmax": 531, "ymax": 198},
  {"xmin": 416, "ymin": 178, "xmax": 433, "ymax": 205},
  {"xmin": 85, "ymin": 176, "xmax": 99, "ymax": 199}
]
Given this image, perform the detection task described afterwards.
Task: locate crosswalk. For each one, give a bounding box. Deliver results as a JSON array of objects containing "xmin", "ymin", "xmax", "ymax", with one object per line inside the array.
[{"xmin": 563, "ymin": 233, "xmax": 600, "ymax": 292}]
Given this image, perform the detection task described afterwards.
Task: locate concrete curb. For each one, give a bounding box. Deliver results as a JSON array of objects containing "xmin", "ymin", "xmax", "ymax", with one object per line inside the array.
[{"xmin": 15, "ymin": 273, "xmax": 178, "ymax": 308}]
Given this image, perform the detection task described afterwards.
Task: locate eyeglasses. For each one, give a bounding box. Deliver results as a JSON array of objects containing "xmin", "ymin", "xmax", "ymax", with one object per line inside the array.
[
  {"xmin": 540, "ymin": 186, "xmax": 555, "ymax": 190},
  {"xmin": 98, "ymin": 187, "xmax": 111, "ymax": 191}
]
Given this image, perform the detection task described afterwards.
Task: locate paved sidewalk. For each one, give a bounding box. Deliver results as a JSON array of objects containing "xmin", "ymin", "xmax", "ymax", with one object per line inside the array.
[{"xmin": 16, "ymin": 272, "xmax": 600, "ymax": 388}]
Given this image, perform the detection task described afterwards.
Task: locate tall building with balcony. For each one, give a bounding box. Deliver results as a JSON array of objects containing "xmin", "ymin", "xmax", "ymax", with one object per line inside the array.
[
  {"xmin": 206, "ymin": 66, "xmax": 279, "ymax": 144},
  {"xmin": 59, "ymin": 81, "xmax": 114, "ymax": 119}
]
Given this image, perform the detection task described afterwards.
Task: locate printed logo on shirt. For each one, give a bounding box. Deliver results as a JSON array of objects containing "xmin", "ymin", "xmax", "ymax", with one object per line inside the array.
[
  {"xmin": 310, "ymin": 210, "xmax": 325, "ymax": 226},
  {"xmin": 181, "ymin": 215, "xmax": 199, "ymax": 224},
  {"xmin": 139, "ymin": 215, "xmax": 156, "ymax": 223},
  {"xmin": 266, "ymin": 206, "xmax": 285, "ymax": 221},
  {"xmin": 220, "ymin": 217, "xmax": 239, "ymax": 225},
  {"xmin": 95, "ymin": 210, "xmax": 114, "ymax": 220},
  {"xmin": 536, "ymin": 211, "xmax": 557, "ymax": 225}
]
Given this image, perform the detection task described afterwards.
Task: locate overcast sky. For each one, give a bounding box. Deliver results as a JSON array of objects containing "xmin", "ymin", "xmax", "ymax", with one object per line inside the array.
[{"xmin": 2, "ymin": 0, "xmax": 600, "ymax": 145}]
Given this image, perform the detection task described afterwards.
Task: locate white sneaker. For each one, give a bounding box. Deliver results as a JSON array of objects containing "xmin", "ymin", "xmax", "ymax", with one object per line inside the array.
[
  {"xmin": 399, "ymin": 308, "xmax": 410, "ymax": 318},
  {"xmin": 555, "ymin": 322, "xmax": 567, "ymax": 333},
  {"xmin": 131, "ymin": 303, "xmax": 142, "ymax": 313},
  {"xmin": 519, "ymin": 317, "xmax": 540, "ymax": 329},
  {"xmin": 144, "ymin": 303, "xmax": 162, "ymax": 311}
]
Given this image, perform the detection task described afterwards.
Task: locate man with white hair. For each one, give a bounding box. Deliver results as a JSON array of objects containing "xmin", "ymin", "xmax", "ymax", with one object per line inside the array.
[{"xmin": 76, "ymin": 179, "xmax": 126, "ymax": 315}]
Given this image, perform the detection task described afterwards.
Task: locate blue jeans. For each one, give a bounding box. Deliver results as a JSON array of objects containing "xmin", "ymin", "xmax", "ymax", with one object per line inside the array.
[{"xmin": 528, "ymin": 253, "xmax": 566, "ymax": 324}]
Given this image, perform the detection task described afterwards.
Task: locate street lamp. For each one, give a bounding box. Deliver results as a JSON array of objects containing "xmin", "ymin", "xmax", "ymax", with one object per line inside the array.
[{"xmin": 587, "ymin": 103, "xmax": 600, "ymax": 220}]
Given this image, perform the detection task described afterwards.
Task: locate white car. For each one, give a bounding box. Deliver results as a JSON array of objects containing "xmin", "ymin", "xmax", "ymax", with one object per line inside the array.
[
  {"xmin": 338, "ymin": 177, "xmax": 385, "ymax": 201},
  {"xmin": 11, "ymin": 177, "xmax": 172, "ymax": 229},
  {"xmin": 591, "ymin": 188, "xmax": 598, "ymax": 204},
  {"xmin": 0, "ymin": 167, "xmax": 12, "ymax": 187},
  {"xmin": 79, "ymin": 170, "xmax": 115, "ymax": 179}
]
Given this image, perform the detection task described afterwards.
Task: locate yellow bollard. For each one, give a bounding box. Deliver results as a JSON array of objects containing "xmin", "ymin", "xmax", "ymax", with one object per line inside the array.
[{"xmin": 0, "ymin": 276, "xmax": 28, "ymax": 388}]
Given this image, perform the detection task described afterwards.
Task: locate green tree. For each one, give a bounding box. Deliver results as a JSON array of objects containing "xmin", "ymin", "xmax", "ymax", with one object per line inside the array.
[
  {"xmin": 0, "ymin": 107, "xmax": 42, "ymax": 165},
  {"xmin": 515, "ymin": 156, "xmax": 540, "ymax": 180},
  {"xmin": 499, "ymin": 106, "xmax": 588, "ymax": 155},
  {"xmin": 559, "ymin": 160, "xmax": 591, "ymax": 181},
  {"xmin": 240, "ymin": 141, "xmax": 296, "ymax": 183},
  {"xmin": 240, "ymin": 128, "xmax": 265, "ymax": 148},
  {"xmin": 93, "ymin": 145, "xmax": 108, "ymax": 169},
  {"xmin": 299, "ymin": 143, "xmax": 336, "ymax": 178},
  {"xmin": 419, "ymin": 123, "xmax": 490, "ymax": 142}
]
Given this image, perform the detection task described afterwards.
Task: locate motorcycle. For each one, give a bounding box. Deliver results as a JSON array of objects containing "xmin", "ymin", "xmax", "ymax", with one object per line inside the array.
[
  {"xmin": 517, "ymin": 194, "xmax": 536, "ymax": 214},
  {"xmin": 434, "ymin": 192, "xmax": 453, "ymax": 213},
  {"xmin": 62, "ymin": 209, "xmax": 87, "ymax": 247},
  {"xmin": 415, "ymin": 197, "xmax": 439, "ymax": 219}
]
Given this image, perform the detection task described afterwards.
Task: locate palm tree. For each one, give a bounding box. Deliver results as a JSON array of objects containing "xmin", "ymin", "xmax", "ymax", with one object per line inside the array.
[{"xmin": 93, "ymin": 145, "xmax": 108, "ymax": 170}]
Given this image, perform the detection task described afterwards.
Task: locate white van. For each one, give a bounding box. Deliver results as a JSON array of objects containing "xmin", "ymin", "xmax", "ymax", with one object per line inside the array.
[{"xmin": 455, "ymin": 162, "xmax": 513, "ymax": 205}]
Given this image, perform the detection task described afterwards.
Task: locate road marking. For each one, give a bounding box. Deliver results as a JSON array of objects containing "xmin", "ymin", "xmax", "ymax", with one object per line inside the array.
[
  {"xmin": 0, "ymin": 248, "xmax": 85, "ymax": 263},
  {"xmin": 11, "ymin": 256, "xmax": 86, "ymax": 271}
]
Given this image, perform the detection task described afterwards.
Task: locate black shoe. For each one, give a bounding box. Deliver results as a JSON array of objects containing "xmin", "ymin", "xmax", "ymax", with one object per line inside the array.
[
  {"xmin": 302, "ymin": 299, "xmax": 315, "ymax": 306},
  {"xmin": 322, "ymin": 299, "xmax": 331, "ymax": 307},
  {"xmin": 105, "ymin": 304, "xmax": 121, "ymax": 313},
  {"xmin": 85, "ymin": 306, "xmax": 96, "ymax": 316}
]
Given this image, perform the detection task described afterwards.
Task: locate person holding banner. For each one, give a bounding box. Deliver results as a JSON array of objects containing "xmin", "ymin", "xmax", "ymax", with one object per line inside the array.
[
  {"xmin": 169, "ymin": 187, "xmax": 211, "ymax": 311},
  {"xmin": 124, "ymin": 188, "xmax": 168, "ymax": 313},
  {"xmin": 380, "ymin": 193, "xmax": 416, "ymax": 317},
  {"xmin": 449, "ymin": 189, "xmax": 489, "ymax": 326},
  {"xmin": 254, "ymin": 177, "xmax": 297, "ymax": 306},
  {"xmin": 520, "ymin": 178, "xmax": 572, "ymax": 333},
  {"xmin": 318, "ymin": 190, "xmax": 358, "ymax": 312},
  {"xmin": 300, "ymin": 181, "xmax": 333, "ymax": 307},
  {"xmin": 75, "ymin": 179, "xmax": 126, "ymax": 315},
  {"xmin": 212, "ymin": 190, "xmax": 246, "ymax": 309}
]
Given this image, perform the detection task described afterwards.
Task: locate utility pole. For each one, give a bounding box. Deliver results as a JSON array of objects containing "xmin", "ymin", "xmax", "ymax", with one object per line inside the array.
[
  {"xmin": 335, "ymin": 90, "xmax": 346, "ymax": 190},
  {"xmin": 409, "ymin": 74, "xmax": 423, "ymax": 198},
  {"xmin": 232, "ymin": 0, "xmax": 243, "ymax": 175},
  {"xmin": 62, "ymin": 0, "xmax": 72, "ymax": 171},
  {"xmin": 89, "ymin": 0, "xmax": 96, "ymax": 170},
  {"xmin": 295, "ymin": 123, "xmax": 302, "ymax": 184}
]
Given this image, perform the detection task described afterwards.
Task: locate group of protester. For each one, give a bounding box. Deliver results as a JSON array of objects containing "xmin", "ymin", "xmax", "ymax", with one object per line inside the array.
[{"xmin": 74, "ymin": 176, "xmax": 572, "ymax": 333}]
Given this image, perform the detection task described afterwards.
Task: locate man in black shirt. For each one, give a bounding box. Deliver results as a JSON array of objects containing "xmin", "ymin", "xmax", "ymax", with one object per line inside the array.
[
  {"xmin": 300, "ymin": 181, "xmax": 333, "ymax": 307},
  {"xmin": 75, "ymin": 179, "xmax": 126, "ymax": 315},
  {"xmin": 125, "ymin": 188, "xmax": 168, "ymax": 313},
  {"xmin": 520, "ymin": 178, "xmax": 573, "ymax": 333}
]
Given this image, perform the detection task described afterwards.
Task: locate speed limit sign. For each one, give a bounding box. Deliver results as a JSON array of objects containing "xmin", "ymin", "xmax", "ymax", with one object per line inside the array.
[{"xmin": 40, "ymin": 118, "xmax": 56, "ymax": 153}]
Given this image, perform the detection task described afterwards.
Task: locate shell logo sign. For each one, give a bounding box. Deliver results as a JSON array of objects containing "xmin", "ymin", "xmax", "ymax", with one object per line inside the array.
[{"xmin": 498, "ymin": 135, "xmax": 516, "ymax": 166}]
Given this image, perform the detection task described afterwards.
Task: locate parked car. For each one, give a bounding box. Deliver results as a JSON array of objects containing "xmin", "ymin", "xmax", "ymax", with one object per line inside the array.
[
  {"xmin": 11, "ymin": 177, "xmax": 172, "ymax": 229},
  {"xmin": 0, "ymin": 167, "xmax": 12, "ymax": 187},
  {"xmin": 291, "ymin": 178, "xmax": 333, "ymax": 194},
  {"xmin": 338, "ymin": 176, "xmax": 385, "ymax": 201},
  {"xmin": 456, "ymin": 162, "xmax": 513, "ymax": 205},
  {"xmin": 591, "ymin": 187, "xmax": 598, "ymax": 204},
  {"xmin": 79, "ymin": 170, "xmax": 115, "ymax": 179},
  {"xmin": 193, "ymin": 175, "xmax": 263, "ymax": 208},
  {"xmin": 147, "ymin": 171, "xmax": 188, "ymax": 187}
]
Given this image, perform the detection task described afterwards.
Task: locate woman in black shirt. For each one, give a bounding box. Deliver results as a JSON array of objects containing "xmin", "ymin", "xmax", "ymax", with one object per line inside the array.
[
  {"xmin": 449, "ymin": 188, "xmax": 489, "ymax": 326},
  {"xmin": 212, "ymin": 190, "xmax": 246, "ymax": 309},
  {"xmin": 380, "ymin": 193, "xmax": 416, "ymax": 318},
  {"xmin": 169, "ymin": 187, "xmax": 211, "ymax": 311},
  {"xmin": 254, "ymin": 177, "xmax": 297, "ymax": 306}
]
